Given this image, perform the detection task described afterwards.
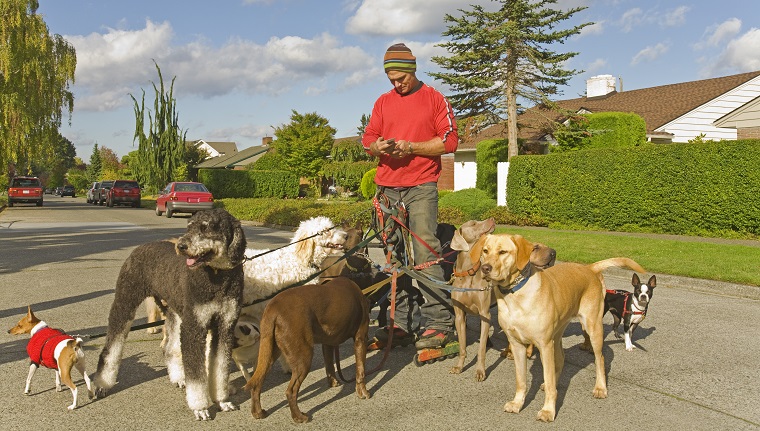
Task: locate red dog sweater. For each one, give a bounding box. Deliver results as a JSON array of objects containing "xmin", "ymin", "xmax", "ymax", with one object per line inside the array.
[{"xmin": 26, "ymin": 325, "xmax": 73, "ymax": 370}]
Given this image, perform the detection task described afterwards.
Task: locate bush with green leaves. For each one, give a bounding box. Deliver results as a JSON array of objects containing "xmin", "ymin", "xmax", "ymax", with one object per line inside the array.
[
  {"xmin": 554, "ymin": 111, "xmax": 647, "ymax": 152},
  {"xmin": 360, "ymin": 168, "xmax": 377, "ymax": 199},
  {"xmin": 439, "ymin": 188, "xmax": 497, "ymax": 221},
  {"xmin": 198, "ymin": 168, "xmax": 299, "ymax": 199},
  {"xmin": 507, "ymin": 139, "xmax": 760, "ymax": 237},
  {"xmin": 322, "ymin": 160, "xmax": 376, "ymax": 194},
  {"xmin": 475, "ymin": 138, "xmax": 509, "ymax": 199}
]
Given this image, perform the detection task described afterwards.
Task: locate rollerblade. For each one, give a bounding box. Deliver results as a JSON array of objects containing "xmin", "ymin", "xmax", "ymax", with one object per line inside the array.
[
  {"xmin": 367, "ymin": 326, "xmax": 416, "ymax": 351},
  {"xmin": 413, "ymin": 329, "xmax": 459, "ymax": 366}
]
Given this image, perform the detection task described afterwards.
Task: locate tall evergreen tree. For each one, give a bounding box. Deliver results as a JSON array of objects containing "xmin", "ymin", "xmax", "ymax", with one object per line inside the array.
[
  {"xmin": 130, "ymin": 61, "xmax": 187, "ymax": 192},
  {"xmin": 86, "ymin": 143, "xmax": 102, "ymax": 182},
  {"xmin": 0, "ymin": 0, "xmax": 76, "ymax": 174},
  {"xmin": 431, "ymin": 0, "xmax": 591, "ymax": 160}
]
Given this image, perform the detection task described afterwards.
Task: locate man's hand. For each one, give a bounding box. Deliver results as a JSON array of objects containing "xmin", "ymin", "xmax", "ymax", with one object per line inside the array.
[{"xmin": 370, "ymin": 137, "xmax": 397, "ymax": 157}]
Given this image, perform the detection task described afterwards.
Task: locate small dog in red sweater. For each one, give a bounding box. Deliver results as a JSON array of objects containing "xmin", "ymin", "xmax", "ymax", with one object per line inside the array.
[{"xmin": 7, "ymin": 305, "xmax": 94, "ymax": 410}]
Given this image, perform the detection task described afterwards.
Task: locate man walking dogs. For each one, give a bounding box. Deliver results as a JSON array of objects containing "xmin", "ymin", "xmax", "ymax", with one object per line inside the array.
[{"xmin": 362, "ymin": 43, "xmax": 459, "ymax": 355}]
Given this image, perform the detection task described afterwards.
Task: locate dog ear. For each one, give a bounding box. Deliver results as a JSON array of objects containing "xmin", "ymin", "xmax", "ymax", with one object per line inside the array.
[
  {"xmin": 513, "ymin": 235, "xmax": 534, "ymax": 269},
  {"xmin": 468, "ymin": 234, "xmax": 489, "ymax": 264},
  {"xmin": 26, "ymin": 305, "xmax": 35, "ymax": 320},
  {"xmin": 647, "ymin": 274, "xmax": 656, "ymax": 288},
  {"xmin": 228, "ymin": 218, "xmax": 247, "ymax": 264},
  {"xmin": 450, "ymin": 229, "xmax": 470, "ymax": 252},
  {"xmin": 632, "ymin": 273, "xmax": 641, "ymax": 286},
  {"xmin": 295, "ymin": 236, "xmax": 316, "ymax": 261}
]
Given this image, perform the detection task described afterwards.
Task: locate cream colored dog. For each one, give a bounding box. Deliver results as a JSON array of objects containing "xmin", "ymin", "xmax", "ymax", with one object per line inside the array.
[{"xmin": 479, "ymin": 233, "xmax": 645, "ymax": 422}]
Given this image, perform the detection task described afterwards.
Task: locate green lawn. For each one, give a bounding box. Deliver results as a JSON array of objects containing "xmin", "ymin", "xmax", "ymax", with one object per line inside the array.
[{"xmin": 495, "ymin": 226, "xmax": 760, "ymax": 287}]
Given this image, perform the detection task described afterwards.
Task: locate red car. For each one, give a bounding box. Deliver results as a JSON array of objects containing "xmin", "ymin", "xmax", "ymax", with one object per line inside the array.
[
  {"xmin": 105, "ymin": 180, "xmax": 141, "ymax": 208},
  {"xmin": 155, "ymin": 182, "xmax": 214, "ymax": 218},
  {"xmin": 8, "ymin": 176, "xmax": 43, "ymax": 207}
]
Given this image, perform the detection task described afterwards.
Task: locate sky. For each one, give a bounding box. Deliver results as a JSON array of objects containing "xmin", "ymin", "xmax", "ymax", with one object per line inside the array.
[{"xmin": 35, "ymin": 0, "xmax": 760, "ymax": 160}]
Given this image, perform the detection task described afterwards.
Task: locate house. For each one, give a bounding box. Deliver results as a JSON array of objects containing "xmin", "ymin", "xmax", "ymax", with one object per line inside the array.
[
  {"xmin": 194, "ymin": 138, "xmax": 272, "ymax": 170},
  {"xmin": 452, "ymin": 70, "xmax": 760, "ymax": 191},
  {"xmin": 713, "ymin": 94, "xmax": 760, "ymax": 139},
  {"xmin": 193, "ymin": 140, "xmax": 238, "ymax": 159}
]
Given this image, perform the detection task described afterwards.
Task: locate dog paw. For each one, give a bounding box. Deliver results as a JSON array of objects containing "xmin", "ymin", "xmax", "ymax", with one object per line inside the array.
[
  {"xmin": 94, "ymin": 387, "xmax": 108, "ymax": 398},
  {"xmin": 218, "ymin": 401, "xmax": 238, "ymax": 412},
  {"xmin": 449, "ymin": 366, "xmax": 462, "ymax": 374},
  {"xmin": 625, "ymin": 345, "xmax": 636, "ymax": 352},
  {"xmin": 251, "ymin": 408, "xmax": 268, "ymax": 419},
  {"xmin": 474, "ymin": 369, "xmax": 486, "ymax": 382},
  {"xmin": 193, "ymin": 409, "xmax": 211, "ymax": 421},
  {"xmin": 24, "ymin": 390, "xmax": 31, "ymax": 395},
  {"xmin": 292, "ymin": 412, "xmax": 310, "ymax": 423},
  {"xmin": 593, "ymin": 386, "xmax": 608, "ymax": 399},
  {"xmin": 504, "ymin": 401, "xmax": 522, "ymax": 414},
  {"xmin": 536, "ymin": 408, "xmax": 555, "ymax": 422},
  {"xmin": 67, "ymin": 404, "xmax": 77, "ymax": 411},
  {"xmin": 356, "ymin": 384, "xmax": 370, "ymax": 399}
]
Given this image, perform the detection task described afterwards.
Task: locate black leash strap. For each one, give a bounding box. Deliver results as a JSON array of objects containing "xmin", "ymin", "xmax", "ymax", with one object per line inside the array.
[
  {"xmin": 241, "ymin": 231, "xmax": 382, "ymax": 308},
  {"xmin": 82, "ymin": 319, "xmax": 166, "ymax": 341}
]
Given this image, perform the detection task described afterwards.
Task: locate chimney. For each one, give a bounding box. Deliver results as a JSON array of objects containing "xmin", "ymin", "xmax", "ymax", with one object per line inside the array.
[
  {"xmin": 262, "ymin": 136, "xmax": 273, "ymax": 146},
  {"xmin": 586, "ymin": 75, "xmax": 617, "ymax": 98}
]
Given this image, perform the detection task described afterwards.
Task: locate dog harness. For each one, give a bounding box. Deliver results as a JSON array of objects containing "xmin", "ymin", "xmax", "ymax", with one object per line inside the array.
[
  {"xmin": 606, "ymin": 289, "xmax": 646, "ymax": 317},
  {"xmin": 26, "ymin": 323, "xmax": 73, "ymax": 370}
]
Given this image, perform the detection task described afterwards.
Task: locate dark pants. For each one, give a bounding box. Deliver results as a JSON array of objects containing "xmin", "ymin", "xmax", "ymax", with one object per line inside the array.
[{"xmin": 378, "ymin": 182, "xmax": 453, "ymax": 334}]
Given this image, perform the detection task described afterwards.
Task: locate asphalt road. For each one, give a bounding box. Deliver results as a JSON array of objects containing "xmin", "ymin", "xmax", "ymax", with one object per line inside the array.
[{"xmin": 1, "ymin": 195, "xmax": 758, "ymax": 430}]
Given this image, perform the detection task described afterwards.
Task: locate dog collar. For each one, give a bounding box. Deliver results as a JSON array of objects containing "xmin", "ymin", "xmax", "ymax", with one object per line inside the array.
[{"xmin": 496, "ymin": 263, "xmax": 534, "ymax": 295}]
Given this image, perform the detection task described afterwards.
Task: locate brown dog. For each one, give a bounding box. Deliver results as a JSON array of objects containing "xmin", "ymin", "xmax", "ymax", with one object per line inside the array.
[
  {"xmin": 243, "ymin": 277, "xmax": 371, "ymax": 423},
  {"xmin": 449, "ymin": 220, "xmax": 556, "ymax": 381},
  {"xmin": 319, "ymin": 220, "xmax": 365, "ymax": 280},
  {"xmin": 479, "ymin": 233, "xmax": 645, "ymax": 422}
]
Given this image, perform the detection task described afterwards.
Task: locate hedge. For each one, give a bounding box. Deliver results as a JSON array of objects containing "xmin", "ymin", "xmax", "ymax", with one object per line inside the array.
[
  {"xmin": 506, "ymin": 140, "xmax": 760, "ymax": 237},
  {"xmin": 198, "ymin": 168, "xmax": 299, "ymax": 199}
]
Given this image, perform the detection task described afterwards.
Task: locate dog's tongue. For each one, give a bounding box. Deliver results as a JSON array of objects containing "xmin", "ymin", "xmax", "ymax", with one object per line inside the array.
[{"xmin": 186, "ymin": 257, "xmax": 198, "ymax": 267}]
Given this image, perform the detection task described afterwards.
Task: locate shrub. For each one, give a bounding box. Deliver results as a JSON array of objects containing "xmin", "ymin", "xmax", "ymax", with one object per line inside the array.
[
  {"xmin": 439, "ymin": 188, "xmax": 497, "ymax": 221},
  {"xmin": 360, "ymin": 168, "xmax": 377, "ymax": 199},
  {"xmin": 507, "ymin": 139, "xmax": 760, "ymax": 237},
  {"xmin": 475, "ymin": 138, "xmax": 509, "ymax": 199}
]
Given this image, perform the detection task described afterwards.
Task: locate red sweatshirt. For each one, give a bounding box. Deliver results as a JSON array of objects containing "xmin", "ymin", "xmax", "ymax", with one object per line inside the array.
[
  {"xmin": 26, "ymin": 325, "xmax": 73, "ymax": 370},
  {"xmin": 363, "ymin": 82, "xmax": 458, "ymax": 188}
]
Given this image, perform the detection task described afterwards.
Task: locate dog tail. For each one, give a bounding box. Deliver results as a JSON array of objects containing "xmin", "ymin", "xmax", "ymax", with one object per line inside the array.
[
  {"xmin": 588, "ymin": 257, "xmax": 646, "ymax": 275},
  {"xmin": 242, "ymin": 314, "xmax": 277, "ymax": 391}
]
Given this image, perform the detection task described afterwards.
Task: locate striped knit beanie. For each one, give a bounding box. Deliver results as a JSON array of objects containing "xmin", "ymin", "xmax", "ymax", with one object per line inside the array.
[{"xmin": 383, "ymin": 43, "xmax": 416, "ymax": 73}]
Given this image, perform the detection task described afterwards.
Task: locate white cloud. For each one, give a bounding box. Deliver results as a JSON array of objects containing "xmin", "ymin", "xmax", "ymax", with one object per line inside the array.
[
  {"xmin": 618, "ymin": 5, "xmax": 689, "ymax": 33},
  {"xmin": 578, "ymin": 21, "xmax": 604, "ymax": 38},
  {"xmin": 708, "ymin": 28, "xmax": 760, "ymax": 75},
  {"xmin": 619, "ymin": 8, "xmax": 643, "ymax": 33},
  {"xmin": 662, "ymin": 6, "xmax": 689, "ymax": 27},
  {"xmin": 696, "ymin": 18, "xmax": 742, "ymax": 50},
  {"xmin": 586, "ymin": 58, "xmax": 608, "ymax": 73},
  {"xmin": 345, "ymin": 0, "xmax": 494, "ymax": 36},
  {"xmin": 65, "ymin": 21, "xmax": 374, "ymax": 112},
  {"xmin": 631, "ymin": 43, "xmax": 669, "ymax": 65}
]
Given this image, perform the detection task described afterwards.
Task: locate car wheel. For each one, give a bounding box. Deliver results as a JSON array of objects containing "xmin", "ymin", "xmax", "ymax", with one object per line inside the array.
[
  {"xmin": 37, "ymin": 201, "xmax": 42, "ymax": 207},
  {"xmin": 165, "ymin": 203, "xmax": 173, "ymax": 218},
  {"xmin": 155, "ymin": 205, "xmax": 162, "ymax": 216}
]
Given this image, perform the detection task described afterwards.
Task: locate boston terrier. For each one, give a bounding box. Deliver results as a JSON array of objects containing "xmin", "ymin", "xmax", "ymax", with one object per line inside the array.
[{"xmin": 604, "ymin": 273, "xmax": 656, "ymax": 351}]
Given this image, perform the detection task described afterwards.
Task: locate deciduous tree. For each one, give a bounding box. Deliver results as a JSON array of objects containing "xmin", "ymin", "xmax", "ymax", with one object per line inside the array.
[
  {"xmin": 0, "ymin": 0, "xmax": 76, "ymax": 174},
  {"xmin": 431, "ymin": 0, "xmax": 591, "ymax": 160},
  {"xmin": 131, "ymin": 61, "xmax": 187, "ymax": 192},
  {"xmin": 272, "ymin": 110, "xmax": 335, "ymax": 179}
]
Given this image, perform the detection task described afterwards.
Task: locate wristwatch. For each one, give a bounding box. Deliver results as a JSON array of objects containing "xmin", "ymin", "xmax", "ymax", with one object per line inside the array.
[{"xmin": 407, "ymin": 142, "xmax": 414, "ymax": 155}]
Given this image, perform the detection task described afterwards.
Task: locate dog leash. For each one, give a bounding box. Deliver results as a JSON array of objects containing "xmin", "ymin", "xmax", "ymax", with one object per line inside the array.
[
  {"xmin": 240, "ymin": 231, "xmax": 382, "ymax": 308},
  {"xmin": 241, "ymin": 225, "xmax": 338, "ymax": 263},
  {"xmin": 79, "ymin": 320, "xmax": 166, "ymax": 341}
]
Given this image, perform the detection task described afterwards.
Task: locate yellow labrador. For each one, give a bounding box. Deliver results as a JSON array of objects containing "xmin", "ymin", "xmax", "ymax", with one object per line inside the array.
[{"xmin": 479, "ymin": 233, "xmax": 645, "ymax": 422}]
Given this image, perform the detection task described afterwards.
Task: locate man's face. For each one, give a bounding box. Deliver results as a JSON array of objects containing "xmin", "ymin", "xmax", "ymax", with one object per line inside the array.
[{"xmin": 387, "ymin": 70, "xmax": 417, "ymax": 95}]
